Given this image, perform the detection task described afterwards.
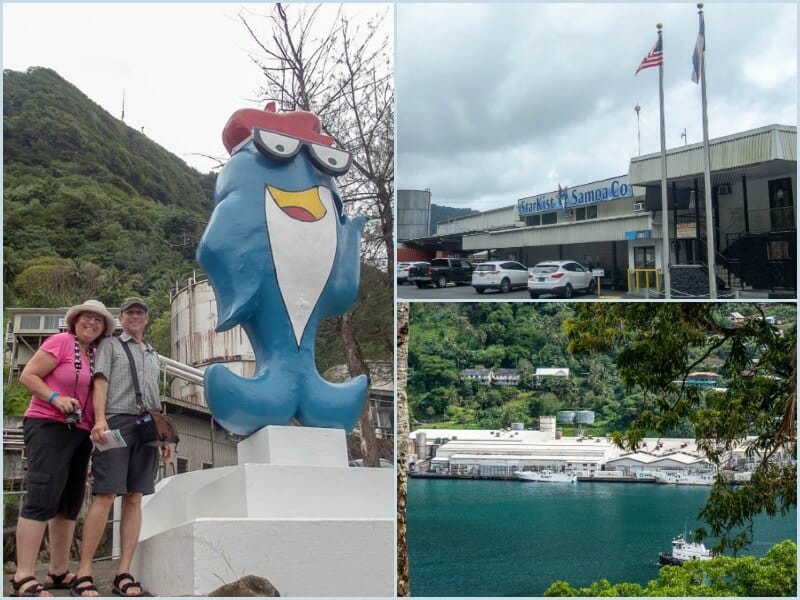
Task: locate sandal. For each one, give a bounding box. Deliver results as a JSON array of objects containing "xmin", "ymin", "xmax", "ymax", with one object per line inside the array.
[
  {"xmin": 10, "ymin": 576, "xmax": 51, "ymax": 597},
  {"xmin": 70, "ymin": 576, "xmax": 99, "ymax": 597},
  {"xmin": 112, "ymin": 572, "xmax": 149, "ymax": 597},
  {"xmin": 45, "ymin": 571, "xmax": 76, "ymax": 589}
]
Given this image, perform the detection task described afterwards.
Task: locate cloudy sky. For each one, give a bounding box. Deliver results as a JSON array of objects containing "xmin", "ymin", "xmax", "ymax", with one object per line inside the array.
[
  {"xmin": 396, "ymin": 2, "xmax": 798, "ymax": 212},
  {"xmin": 3, "ymin": 2, "xmax": 389, "ymax": 174}
]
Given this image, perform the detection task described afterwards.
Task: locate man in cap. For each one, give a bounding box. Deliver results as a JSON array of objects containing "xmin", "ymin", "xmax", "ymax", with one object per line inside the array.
[{"xmin": 72, "ymin": 298, "xmax": 173, "ymax": 597}]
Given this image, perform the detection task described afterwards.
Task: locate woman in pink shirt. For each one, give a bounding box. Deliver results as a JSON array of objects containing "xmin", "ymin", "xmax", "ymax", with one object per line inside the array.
[{"xmin": 10, "ymin": 300, "xmax": 115, "ymax": 597}]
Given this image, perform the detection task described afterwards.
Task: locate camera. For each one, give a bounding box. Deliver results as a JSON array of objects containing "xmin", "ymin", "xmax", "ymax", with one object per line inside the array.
[{"xmin": 65, "ymin": 407, "xmax": 83, "ymax": 428}]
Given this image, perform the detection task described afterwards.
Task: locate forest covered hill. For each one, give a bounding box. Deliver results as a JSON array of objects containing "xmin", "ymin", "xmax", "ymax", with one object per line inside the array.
[
  {"xmin": 3, "ymin": 66, "xmax": 215, "ymax": 313},
  {"xmin": 407, "ymin": 303, "xmax": 796, "ymax": 433}
]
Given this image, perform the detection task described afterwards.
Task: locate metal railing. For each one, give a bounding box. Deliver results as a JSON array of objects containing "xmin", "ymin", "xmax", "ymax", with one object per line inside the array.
[
  {"xmin": 158, "ymin": 355, "xmax": 204, "ymax": 385},
  {"xmin": 627, "ymin": 268, "xmax": 662, "ymax": 293}
]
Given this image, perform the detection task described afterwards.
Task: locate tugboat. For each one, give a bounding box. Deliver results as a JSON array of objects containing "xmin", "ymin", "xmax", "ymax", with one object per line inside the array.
[{"xmin": 658, "ymin": 533, "xmax": 715, "ymax": 565}]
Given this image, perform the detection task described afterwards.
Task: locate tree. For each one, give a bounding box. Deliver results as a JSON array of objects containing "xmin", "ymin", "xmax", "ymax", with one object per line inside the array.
[
  {"xmin": 240, "ymin": 3, "xmax": 393, "ymax": 269},
  {"xmin": 565, "ymin": 304, "xmax": 796, "ymax": 553},
  {"xmin": 240, "ymin": 3, "xmax": 393, "ymax": 463},
  {"xmin": 544, "ymin": 539, "xmax": 797, "ymax": 597},
  {"xmin": 396, "ymin": 303, "xmax": 410, "ymax": 597}
]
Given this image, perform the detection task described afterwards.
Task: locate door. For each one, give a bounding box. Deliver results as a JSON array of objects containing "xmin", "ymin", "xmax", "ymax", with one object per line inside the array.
[
  {"xmin": 768, "ymin": 178, "xmax": 794, "ymax": 230},
  {"xmin": 634, "ymin": 246, "xmax": 656, "ymax": 269}
]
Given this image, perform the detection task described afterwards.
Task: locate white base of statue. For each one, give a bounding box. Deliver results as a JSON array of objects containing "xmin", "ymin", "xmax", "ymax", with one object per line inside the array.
[{"xmin": 129, "ymin": 425, "xmax": 394, "ymax": 596}]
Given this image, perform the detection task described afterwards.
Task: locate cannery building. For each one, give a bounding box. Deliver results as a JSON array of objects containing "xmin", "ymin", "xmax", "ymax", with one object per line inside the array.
[{"xmin": 406, "ymin": 124, "xmax": 796, "ymax": 294}]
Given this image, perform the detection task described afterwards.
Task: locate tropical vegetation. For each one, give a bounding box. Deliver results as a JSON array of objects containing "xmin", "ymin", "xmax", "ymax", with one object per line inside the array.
[{"xmin": 544, "ymin": 539, "xmax": 797, "ymax": 597}]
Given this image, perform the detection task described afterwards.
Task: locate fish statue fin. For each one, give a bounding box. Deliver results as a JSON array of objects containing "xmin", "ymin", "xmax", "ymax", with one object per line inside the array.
[{"xmin": 196, "ymin": 190, "xmax": 268, "ymax": 331}]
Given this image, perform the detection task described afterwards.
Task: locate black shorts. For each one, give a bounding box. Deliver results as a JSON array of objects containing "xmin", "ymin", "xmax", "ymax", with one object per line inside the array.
[
  {"xmin": 21, "ymin": 418, "xmax": 92, "ymax": 521},
  {"xmin": 91, "ymin": 414, "xmax": 159, "ymax": 496}
]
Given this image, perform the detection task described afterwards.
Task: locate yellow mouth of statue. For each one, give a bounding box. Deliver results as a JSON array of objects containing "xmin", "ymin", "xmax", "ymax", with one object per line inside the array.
[{"xmin": 268, "ymin": 186, "xmax": 327, "ymax": 222}]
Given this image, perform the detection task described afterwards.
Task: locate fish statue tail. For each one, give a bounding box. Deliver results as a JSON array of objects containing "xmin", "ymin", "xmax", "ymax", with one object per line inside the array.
[
  {"xmin": 204, "ymin": 363, "xmax": 299, "ymax": 436},
  {"xmin": 295, "ymin": 373, "xmax": 368, "ymax": 430}
]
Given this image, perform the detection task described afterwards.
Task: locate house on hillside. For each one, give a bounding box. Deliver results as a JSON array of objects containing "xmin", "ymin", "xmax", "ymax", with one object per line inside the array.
[
  {"xmin": 493, "ymin": 368, "xmax": 521, "ymax": 386},
  {"xmin": 534, "ymin": 367, "xmax": 569, "ymax": 387},
  {"xmin": 460, "ymin": 368, "xmax": 493, "ymax": 385}
]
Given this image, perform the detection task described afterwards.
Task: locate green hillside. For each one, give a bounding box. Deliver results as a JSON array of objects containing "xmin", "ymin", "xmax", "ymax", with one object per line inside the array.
[
  {"xmin": 3, "ymin": 67, "xmax": 214, "ymax": 314},
  {"xmin": 408, "ymin": 303, "xmax": 796, "ymax": 433}
]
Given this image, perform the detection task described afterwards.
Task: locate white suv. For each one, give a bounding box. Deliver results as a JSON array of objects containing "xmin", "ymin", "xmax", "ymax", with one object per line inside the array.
[
  {"xmin": 396, "ymin": 261, "xmax": 428, "ymax": 285},
  {"xmin": 527, "ymin": 260, "xmax": 596, "ymax": 298},
  {"xmin": 471, "ymin": 261, "xmax": 529, "ymax": 294}
]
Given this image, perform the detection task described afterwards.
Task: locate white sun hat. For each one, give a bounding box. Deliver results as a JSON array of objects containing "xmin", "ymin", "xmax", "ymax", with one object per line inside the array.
[{"xmin": 65, "ymin": 299, "xmax": 116, "ymax": 337}]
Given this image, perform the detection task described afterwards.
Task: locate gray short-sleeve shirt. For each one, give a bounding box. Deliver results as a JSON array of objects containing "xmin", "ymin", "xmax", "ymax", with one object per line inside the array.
[{"xmin": 94, "ymin": 333, "xmax": 161, "ymax": 415}]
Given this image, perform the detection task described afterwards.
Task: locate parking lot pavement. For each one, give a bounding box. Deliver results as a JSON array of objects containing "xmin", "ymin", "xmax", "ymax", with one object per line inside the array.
[
  {"xmin": 396, "ymin": 283, "xmax": 783, "ymax": 301},
  {"xmin": 396, "ymin": 282, "xmax": 612, "ymax": 301}
]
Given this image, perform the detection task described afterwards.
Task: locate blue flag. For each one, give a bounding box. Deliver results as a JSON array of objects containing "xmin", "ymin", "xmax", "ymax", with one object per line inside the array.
[{"xmin": 691, "ymin": 15, "xmax": 705, "ymax": 83}]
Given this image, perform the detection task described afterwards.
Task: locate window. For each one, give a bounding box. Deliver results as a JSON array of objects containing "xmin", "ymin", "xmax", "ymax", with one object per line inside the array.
[
  {"xmin": 768, "ymin": 177, "xmax": 794, "ymax": 230},
  {"xmin": 176, "ymin": 457, "xmax": 189, "ymax": 474},
  {"xmin": 525, "ymin": 214, "xmax": 541, "ymax": 226},
  {"xmin": 525, "ymin": 212, "xmax": 558, "ymax": 226},
  {"xmin": 576, "ymin": 205, "xmax": 598, "ymax": 221},
  {"xmin": 202, "ymin": 462, "xmax": 214, "ymax": 470},
  {"xmin": 19, "ymin": 315, "xmax": 40, "ymax": 329},
  {"xmin": 43, "ymin": 316, "xmax": 61, "ymax": 330}
]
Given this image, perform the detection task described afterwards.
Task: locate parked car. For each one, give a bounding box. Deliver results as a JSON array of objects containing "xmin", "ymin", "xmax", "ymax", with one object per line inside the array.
[
  {"xmin": 527, "ymin": 260, "xmax": 596, "ymax": 298},
  {"xmin": 408, "ymin": 258, "xmax": 473, "ymax": 288},
  {"xmin": 396, "ymin": 261, "xmax": 429, "ymax": 285},
  {"xmin": 471, "ymin": 261, "xmax": 529, "ymax": 294}
]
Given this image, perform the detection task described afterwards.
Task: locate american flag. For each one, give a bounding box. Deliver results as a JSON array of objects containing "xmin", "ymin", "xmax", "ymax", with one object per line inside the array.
[{"xmin": 635, "ymin": 37, "xmax": 663, "ymax": 75}]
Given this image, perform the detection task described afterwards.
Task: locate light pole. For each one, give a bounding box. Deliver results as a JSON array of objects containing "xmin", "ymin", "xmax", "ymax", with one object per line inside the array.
[{"xmin": 634, "ymin": 103, "xmax": 641, "ymax": 156}]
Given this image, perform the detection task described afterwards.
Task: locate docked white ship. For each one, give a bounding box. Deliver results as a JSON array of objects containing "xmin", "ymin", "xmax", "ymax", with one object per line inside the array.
[
  {"xmin": 658, "ymin": 533, "xmax": 716, "ymax": 565},
  {"xmin": 514, "ymin": 469, "xmax": 577, "ymax": 484},
  {"xmin": 652, "ymin": 471, "xmax": 716, "ymax": 486}
]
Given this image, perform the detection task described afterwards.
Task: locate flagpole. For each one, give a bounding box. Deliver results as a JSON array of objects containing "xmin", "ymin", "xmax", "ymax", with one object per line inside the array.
[
  {"xmin": 657, "ymin": 23, "xmax": 671, "ymax": 299},
  {"xmin": 698, "ymin": 3, "xmax": 717, "ymax": 298}
]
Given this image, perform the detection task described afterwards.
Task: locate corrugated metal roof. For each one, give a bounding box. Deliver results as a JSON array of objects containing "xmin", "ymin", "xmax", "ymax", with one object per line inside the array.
[{"xmin": 629, "ymin": 124, "xmax": 796, "ymax": 186}]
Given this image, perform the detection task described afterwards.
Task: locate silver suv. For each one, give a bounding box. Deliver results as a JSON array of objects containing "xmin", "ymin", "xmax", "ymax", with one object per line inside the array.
[{"xmin": 527, "ymin": 260, "xmax": 596, "ymax": 298}]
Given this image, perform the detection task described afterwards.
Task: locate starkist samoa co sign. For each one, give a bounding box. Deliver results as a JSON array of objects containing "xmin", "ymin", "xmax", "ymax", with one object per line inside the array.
[{"xmin": 517, "ymin": 176, "xmax": 636, "ymax": 217}]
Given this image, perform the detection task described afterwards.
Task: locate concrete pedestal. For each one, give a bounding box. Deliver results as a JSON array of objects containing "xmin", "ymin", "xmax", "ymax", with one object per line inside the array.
[{"xmin": 130, "ymin": 426, "xmax": 393, "ymax": 596}]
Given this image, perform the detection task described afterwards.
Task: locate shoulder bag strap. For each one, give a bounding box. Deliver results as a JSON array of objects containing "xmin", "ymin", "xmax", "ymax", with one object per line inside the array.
[{"xmin": 119, "ymin": 338, "xmax": 144, "ymax": 412}]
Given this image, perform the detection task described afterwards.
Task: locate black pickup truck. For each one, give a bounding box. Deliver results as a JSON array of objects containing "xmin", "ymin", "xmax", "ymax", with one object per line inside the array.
[{"xmin": 408, "ymin": 258, "xmax": 474, "ymax": 288}]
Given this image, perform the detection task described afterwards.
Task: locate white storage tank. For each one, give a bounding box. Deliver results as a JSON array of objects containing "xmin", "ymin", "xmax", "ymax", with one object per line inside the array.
[
  {"xmin": 510, "ymin": 422, "xmax": 525, "ymax": 431},
  {"xmin": 539, "ymin": 416, "xmax": 556, "ymax": 439},
  {"xmin": 415, "ymin": 432, "xmax": 428, "ymax": 459},
  {"xmin": 557, "ymin": 411, "xmax": 576, "ymax": 424},
  {"xmin": 397, "ymin": 189, "xmax": 431, "ymax": 241},
  {"xmin": 576, "ymin": 410, "xmax": 596, "ymax": 424},
  {"xmin": 170, "ymin": 276, "xmax": 255, "ymax": 408}
]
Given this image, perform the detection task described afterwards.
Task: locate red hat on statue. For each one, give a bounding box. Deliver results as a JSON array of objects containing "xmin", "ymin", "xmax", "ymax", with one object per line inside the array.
[{"xmin": 222, "ymin": 102, "xmax": 334, "ymax": 155}]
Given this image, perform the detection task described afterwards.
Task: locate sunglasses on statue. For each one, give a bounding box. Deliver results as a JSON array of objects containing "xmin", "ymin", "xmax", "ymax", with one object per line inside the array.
[{"xmin": 247, "ymin": 127, "xmax": 352, "ymax": 176}]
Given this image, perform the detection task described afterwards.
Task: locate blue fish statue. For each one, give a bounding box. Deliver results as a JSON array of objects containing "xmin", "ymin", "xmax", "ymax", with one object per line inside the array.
[{"xmin": 196, "ymin": 103, "xmax": 368, "ymax": 435}]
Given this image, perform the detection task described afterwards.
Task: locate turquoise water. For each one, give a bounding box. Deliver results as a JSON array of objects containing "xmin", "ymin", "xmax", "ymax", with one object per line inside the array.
[{"xmin": 408, "ymin": 478, "xmax": 797, "ymax": 596}]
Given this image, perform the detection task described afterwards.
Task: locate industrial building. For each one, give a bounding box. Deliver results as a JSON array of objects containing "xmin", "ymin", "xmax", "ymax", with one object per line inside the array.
[
  {"xmin": 398, "ymin": 124, "xmax": 796, "ymax": 294},
  {"xmin": 408, "ymin": 417, "xmax": 717, "ymax": 478}
]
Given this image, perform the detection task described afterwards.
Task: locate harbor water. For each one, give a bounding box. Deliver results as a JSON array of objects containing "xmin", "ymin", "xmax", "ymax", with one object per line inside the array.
[{"xmin": 407, "ymin": 478, "xmax": 796, "ymax": 596}]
